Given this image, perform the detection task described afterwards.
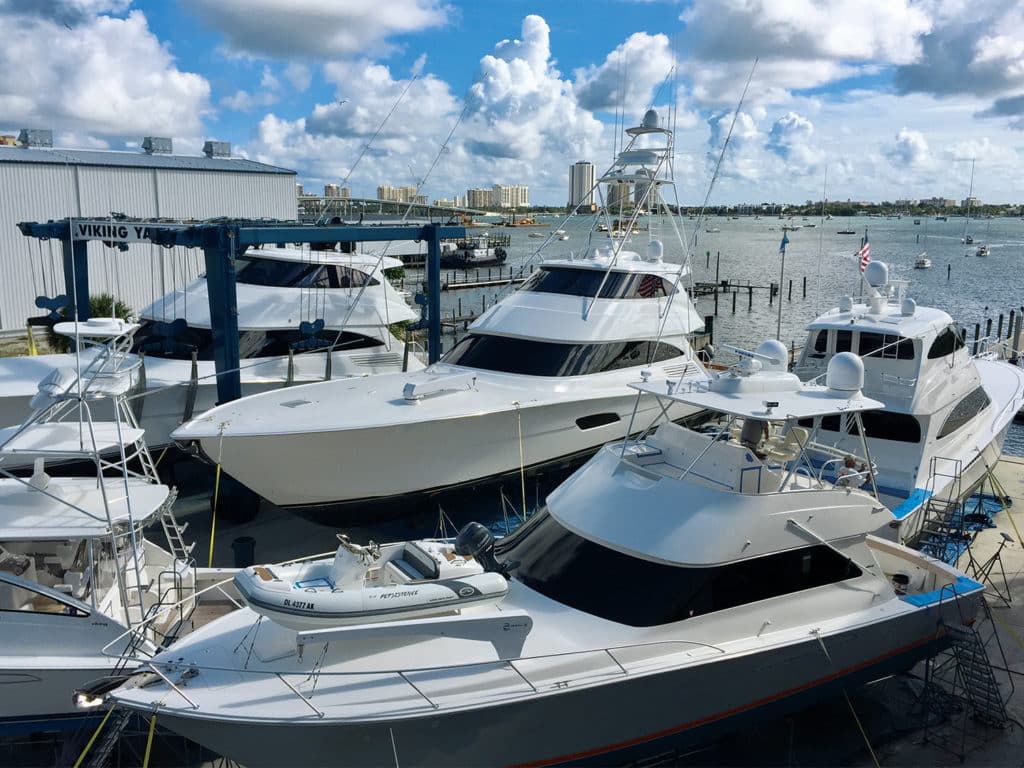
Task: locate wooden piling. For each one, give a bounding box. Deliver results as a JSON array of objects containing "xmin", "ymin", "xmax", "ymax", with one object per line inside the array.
[
  {"xmin": 788, "ymin": 280, "xmax": 792, "ymax": 301},
  {"xmin": 998, "ymin": 314, "xmax": 1005, "ymax": 338},
  {"xmin": 748, "ymin": 286, "xmax": 753, "ymax": 310},
  {"xmin": 802, "ymin": 276, "xmax": 807, "ymax": 298},
  {"xmin": 732, "ymin": 290, "xmax": 737, "ymax": 313}
]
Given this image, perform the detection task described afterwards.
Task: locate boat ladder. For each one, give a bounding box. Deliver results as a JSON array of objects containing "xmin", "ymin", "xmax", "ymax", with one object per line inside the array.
[
  {"xmin": 67, "ymin": 706, "xmax": 134, "ymax": 768},
  {"xmin": 916, "ymin": 456, "xmax": 966, "ymax": 562},
  {"xmin": 921, "ymin": 599, "xmax": 1013, "ymax": 759},
  {"xmin": 159, "ymin": 495, "xmax": 194, "ymax": 565}
]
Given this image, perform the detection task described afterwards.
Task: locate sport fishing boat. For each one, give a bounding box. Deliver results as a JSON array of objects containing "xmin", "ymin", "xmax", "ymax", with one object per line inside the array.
[
  {"xmin": 0, "ymin": 319, "xmax": 196, "ymax": 733},
  {"xmin": 0, "ymin": 246, "xmax": 421, "ymax": 459},
  {"xmin": 792, "ymin": 261, "xmax": 1024, "ymax": 539},
  {"xmin": 105, "ymin": 350, "xmax": 984, "ymax": 767},
  {"xmin": 170, "ymin": 109, "xmax": 710, "ymax": 509}
]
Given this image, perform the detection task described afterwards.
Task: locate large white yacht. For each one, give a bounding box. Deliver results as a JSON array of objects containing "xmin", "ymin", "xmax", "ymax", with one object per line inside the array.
[
  {"xmin": 792, "ymin": 261, "xmax": 1024, "ymax": 538},
  {"xmin": 0, "ymin": 246, "xmax": 420, "ymax": 457},
  {"xmin": 170, "ymin": 110, "xmax": 710, "ymax": 508},
  {"xmin": 0, "ymin": 320, "xmax": 199, "ymax": 732},
  {"xmin": 106, "ymin": 352, "xmax": 983, "ymax": 766}
]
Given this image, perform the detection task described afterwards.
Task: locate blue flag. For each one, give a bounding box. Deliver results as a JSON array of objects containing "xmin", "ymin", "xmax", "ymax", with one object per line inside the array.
[{"xmin": 779, "ymin": 232, "xmax": 789, "ymax": 254}]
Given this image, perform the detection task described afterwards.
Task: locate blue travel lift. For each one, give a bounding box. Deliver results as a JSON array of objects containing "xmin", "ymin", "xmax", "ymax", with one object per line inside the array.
[{"xmin": 17, "ymin": 218, "xmax": 465, "ymax": 526}]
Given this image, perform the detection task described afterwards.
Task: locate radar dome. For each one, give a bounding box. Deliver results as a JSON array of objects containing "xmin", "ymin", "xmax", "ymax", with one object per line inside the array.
[
  {"xmin": 646, "ymin": 240, "xmax": 664, "ymax": 262},
  {"xmin": 826, "ymin": 352, "xmax": 864, "ymax": 392},
  {"xmin": 642, "ymin": 109, "xmax": 660, "ymax": 129},
  {"xmin": 901, "ymin": 298, "xmax": 917, "ymax": 316},
  {"xmin": 755, "ymin": 339, "xmax": 788, "ymax": 372},
  {"xmin": 839, "ymin": 296, "xmax": 854, "ymax": 312},
  {"xmin": 864, "ymin": 261, "xmax": 888, "ymax": 288}
]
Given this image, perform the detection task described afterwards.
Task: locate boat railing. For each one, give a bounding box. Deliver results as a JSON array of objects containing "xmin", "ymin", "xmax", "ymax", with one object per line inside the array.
[{"xmin": 134, "ymin": 634, "xmax": 728, "ymax": 717}]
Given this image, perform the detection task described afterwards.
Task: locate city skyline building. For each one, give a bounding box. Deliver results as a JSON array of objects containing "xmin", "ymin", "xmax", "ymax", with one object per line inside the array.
[{"xmin": 569, "ymin": 160, "xmax": 595, "ymax": 209}]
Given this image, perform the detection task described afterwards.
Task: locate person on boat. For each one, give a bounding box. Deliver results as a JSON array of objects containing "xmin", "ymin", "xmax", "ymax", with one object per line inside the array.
[{"xmin": 837, "ymin": 455, "xmax": 870, "ymax": 488}]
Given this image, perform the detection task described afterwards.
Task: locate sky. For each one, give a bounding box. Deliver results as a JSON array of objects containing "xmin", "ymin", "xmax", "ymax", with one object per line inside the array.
[{"xmin": 1, "ymin": 0, "xmax": 1022, "ymax": 206}]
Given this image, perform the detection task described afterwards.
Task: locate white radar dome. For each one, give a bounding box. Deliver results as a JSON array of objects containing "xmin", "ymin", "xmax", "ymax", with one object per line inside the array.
[
  {"xmin": 839, "ymin": 296, "xmax": 854, "ymax": 312},
  {"xmin": 901, "ymin": 298, "xmax": 917, "ymax": 316},
  {"xmin": 826, "ymin": 352, "xmax": 864, "ymax": 392},
  {"xmin": 642, "ymin": 109, "xmax": 660, "ymax": 129},
  {"xmin": 863, "ymin": 261, "xmax": 888, "ymax": 288},
  {"xmin": 755, "ymin": 339, "xmax": 788, "ymax": 372},
  {"xmin": 646, "ymin": 240, "xmax": 664, "ymax": 262}
]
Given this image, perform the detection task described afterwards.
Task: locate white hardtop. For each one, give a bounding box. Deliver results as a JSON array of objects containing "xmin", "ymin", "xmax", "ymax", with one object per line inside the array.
[
  {"xmin": 139, "ymin": 275, "xmax": 416, "ymax": 330},
  {"xmin": 631, "ymin": 371, "xmax": 883, "ymax": 421},
  {"xmin": 0, "ymin": 477, "xmax": 170, "ymax": 540},
  {"xmin": 242, "ymin": 246, "xmax": 404, "ymax": 271},
  {"xmin": 540, "ymin": 246, "xmax": 689, "ymax": 276},
  {"xmin": 807, "ymin": 300, "xmax": 951, "ymax": 340}
]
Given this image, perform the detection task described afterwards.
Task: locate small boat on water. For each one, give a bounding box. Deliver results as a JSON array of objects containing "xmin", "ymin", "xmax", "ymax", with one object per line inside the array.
[
  {"xmin": 976, "ymin": 244, "xmax": 990, "ymax": 257},
  {"xmin": 914, "ymin": 253, "xmax": 931, "ymax": 269},
  {"xmin": 439, "ymin": 234, "xmax": 509, "ymax": 268},
  {"xmin": 234, "ymin": 535, "xmax": 508, "ymax": 631},
  {"xmin": 528, "ymin": 231, "xmax": 546, "ymax": 238},
  {"xmin": 935, "ymin": 216, "xmax": 947, "ymax": 221},
  {"xmin": 837, "ymin": 228, "xmax": 856, "ymax": 235}
]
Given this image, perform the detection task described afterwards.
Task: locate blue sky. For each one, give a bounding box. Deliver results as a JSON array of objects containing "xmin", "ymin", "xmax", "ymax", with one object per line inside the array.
[{"xmin": 1, "ymin": 0, "xmax": 1023, "ymax": 205}]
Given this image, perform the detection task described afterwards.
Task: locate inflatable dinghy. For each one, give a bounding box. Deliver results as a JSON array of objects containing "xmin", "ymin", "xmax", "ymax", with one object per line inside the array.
[{"xmin": 234, "ymin": 535, "xmax": 509, "ymax": 631}]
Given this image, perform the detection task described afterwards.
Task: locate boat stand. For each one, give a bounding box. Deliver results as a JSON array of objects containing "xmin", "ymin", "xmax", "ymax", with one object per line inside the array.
[{"xmin": 919, "ymin": 599, "xmax": 1013, "ymax": 761}]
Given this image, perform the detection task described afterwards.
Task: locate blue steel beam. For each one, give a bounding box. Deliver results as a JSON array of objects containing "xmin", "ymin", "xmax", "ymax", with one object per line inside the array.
[
  {"xmin": 202, "ymin": 228, "xmax": 242, "ymax": 404},
  {"xmin": 19, "ymin": 219, "xmax": 465, "ymax": 403}
]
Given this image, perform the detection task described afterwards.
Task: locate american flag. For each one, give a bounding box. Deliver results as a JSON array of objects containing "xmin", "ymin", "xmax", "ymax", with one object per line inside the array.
[{"xmin": 857, "ymin": 235, "xmax": 871, "ymax": 273}]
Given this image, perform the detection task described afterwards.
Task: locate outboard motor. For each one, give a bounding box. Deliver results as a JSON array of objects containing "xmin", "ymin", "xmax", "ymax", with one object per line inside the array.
[{"xmin": 455, "ymin": 522, "xmax": 508, "ymax": 578}]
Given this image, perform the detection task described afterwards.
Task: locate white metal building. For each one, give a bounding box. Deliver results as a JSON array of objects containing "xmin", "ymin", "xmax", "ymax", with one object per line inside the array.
[{"xmin": 0, "ymin": 138, "xmax": 296, "ymax": 332}]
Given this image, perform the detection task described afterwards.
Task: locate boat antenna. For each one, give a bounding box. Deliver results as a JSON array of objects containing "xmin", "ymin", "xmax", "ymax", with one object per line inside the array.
[
  {"xmin": 318, "ymin": 74, "xmax": 419, "ymax": 225},
  {"xmin": 688, "ymin": 58, "xmax": 758, "ymax": 254},
  {"xmin": 814, "ymin": 164, "xmax": 828, "ymax": 317}
]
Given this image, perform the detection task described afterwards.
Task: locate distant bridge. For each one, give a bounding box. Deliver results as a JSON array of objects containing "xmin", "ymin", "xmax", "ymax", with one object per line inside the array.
[{"xmin": 298, "ymin": 196, "xmax": 489, "ymax": 223}]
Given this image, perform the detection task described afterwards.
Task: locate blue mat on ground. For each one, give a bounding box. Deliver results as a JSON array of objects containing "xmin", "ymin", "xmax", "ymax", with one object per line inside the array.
[{"xmin": 919, "ymin": 493, "xmax": 1009, "ymax": 564}]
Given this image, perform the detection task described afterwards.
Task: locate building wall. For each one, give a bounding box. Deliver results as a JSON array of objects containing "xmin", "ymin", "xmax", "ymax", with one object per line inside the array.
[{"xmin": 0, "ymin": 161, "xmax": 296, "ymax": 331}]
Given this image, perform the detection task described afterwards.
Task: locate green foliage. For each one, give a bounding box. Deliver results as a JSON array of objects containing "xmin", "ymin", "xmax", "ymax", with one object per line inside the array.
[{"xmin": 46, "ymin": 293, "xmax": 134, "ymax": 353}]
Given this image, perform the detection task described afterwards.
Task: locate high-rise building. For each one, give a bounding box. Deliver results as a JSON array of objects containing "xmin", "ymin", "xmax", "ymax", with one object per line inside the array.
[
  {"xmin": 606, "ymin": 181, "xmax": 633, "ymax": 210},
  {"xmin": 467, "ymin": 188, "xmax": 492, "ymax": 209},
  {"xmin": 295, "ymin": 183, "xmax": 304, "ymax": 196},
  {"xmin": 377, "ymin": 184, "xmax": 419, "ymax": 203},
  {"xmin": 569, "ymin": 161, "xmax": 595, "ymax": 208},
  {"xmin": 633, "ymin": 169, "xmax": 658, "ymax": 210},
  {"xmin": 491, "ymin": 184, "xmax": 529, "ymax": 209},
  {"xmin": 324, "ymin": 183, "xmax": 340, "ymax": 198}
]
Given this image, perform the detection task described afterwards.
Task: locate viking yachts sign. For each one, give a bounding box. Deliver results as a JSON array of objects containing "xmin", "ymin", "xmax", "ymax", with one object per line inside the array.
[{"xmin": 71, "ymin": 220, "xmax": 183, "ymax": 243}]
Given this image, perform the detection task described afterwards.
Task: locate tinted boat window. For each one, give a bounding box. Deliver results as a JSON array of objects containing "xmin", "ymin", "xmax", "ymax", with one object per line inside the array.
[
  {"xmin": 236, "ymin": 257, "xmax": 379, "ymax": 288},
  {"xmin": 806, "ymin": 411, "xmax": 921, "ymax": 443},
  {"xmin": 858, "ymin": 332, "xmax": 915, "ymax": 360},
  {"xmin": 835, "ymin": 330, "xmax": 852, "ymax": 353},
  {"xmin": 442, "ymin": 335, "xmax": 684, "ymax": 376},
  {"xmin": 938, "ymin": 386, "xmax": 991, "ymax": 439},
  {"xmin": 927, "ymin": 325, "xmax": 966, "ymax": 360},
  {"xmin": 496, "ymin": 512, "xmax": 860, "ymax": 627},
  {"xmin": 132, "ymin": 322, "xmax": 380, "ymax": 361},
  {"xmin": 520, "ymin": 267, "xmax": 677, "ymax": 299},
  {"xmin": 809, "ymin": 330, "xmax": 827, "ymax": 358}
]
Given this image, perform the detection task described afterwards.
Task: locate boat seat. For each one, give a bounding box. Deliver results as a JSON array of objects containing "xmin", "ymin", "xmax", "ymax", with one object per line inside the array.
[{"xmin": 390, "ymin": 543, "xmax": 440, "ymax": 582}]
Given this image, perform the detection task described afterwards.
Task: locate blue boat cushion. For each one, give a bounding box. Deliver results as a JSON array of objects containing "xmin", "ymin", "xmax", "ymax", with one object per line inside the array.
[{"xmin": 398, "ymin": 543, "xmax": 440, "ymax": 581}]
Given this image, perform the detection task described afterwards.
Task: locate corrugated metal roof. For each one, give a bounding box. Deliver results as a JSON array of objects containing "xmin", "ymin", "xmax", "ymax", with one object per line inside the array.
[{"xmin": 0, "ymin": 146, "xmax": 295, "ymax": 175}]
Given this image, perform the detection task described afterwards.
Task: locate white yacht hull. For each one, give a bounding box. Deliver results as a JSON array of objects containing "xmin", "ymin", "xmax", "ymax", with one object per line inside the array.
[
  {"xmin": 192, "ymin": 392, "xmax": 701, "ymax": 507},
  {"xmin": 131, "ymin": 594, "xmax": 976, "ymax": 768},
  {"xmin": 0, "ymin": 347, "xmax": 421, "ymax": 469},
  {"xmin": 0, "ymin": 662, "xmax": 125, "ymax": 731}
]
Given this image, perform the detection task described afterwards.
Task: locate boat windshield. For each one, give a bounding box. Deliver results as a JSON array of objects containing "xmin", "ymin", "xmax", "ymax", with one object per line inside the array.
[
  {"xmin": 496, "ymin": 510, "xmax": 860, "ymax": 627},
  {"xmin": 235, "ymin": 257, "xmax": 380, "ymax": 289},
  {"xmin": 521, "ymin": 266, "xmax": 676, "ymax": 299},
  {"xmin": 131, "ymin": 322, "xmax": 382, "ymax": 361},
  {"xmin": 442, "ymin": 334, "xmax": 684, "ymax": 376}
]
